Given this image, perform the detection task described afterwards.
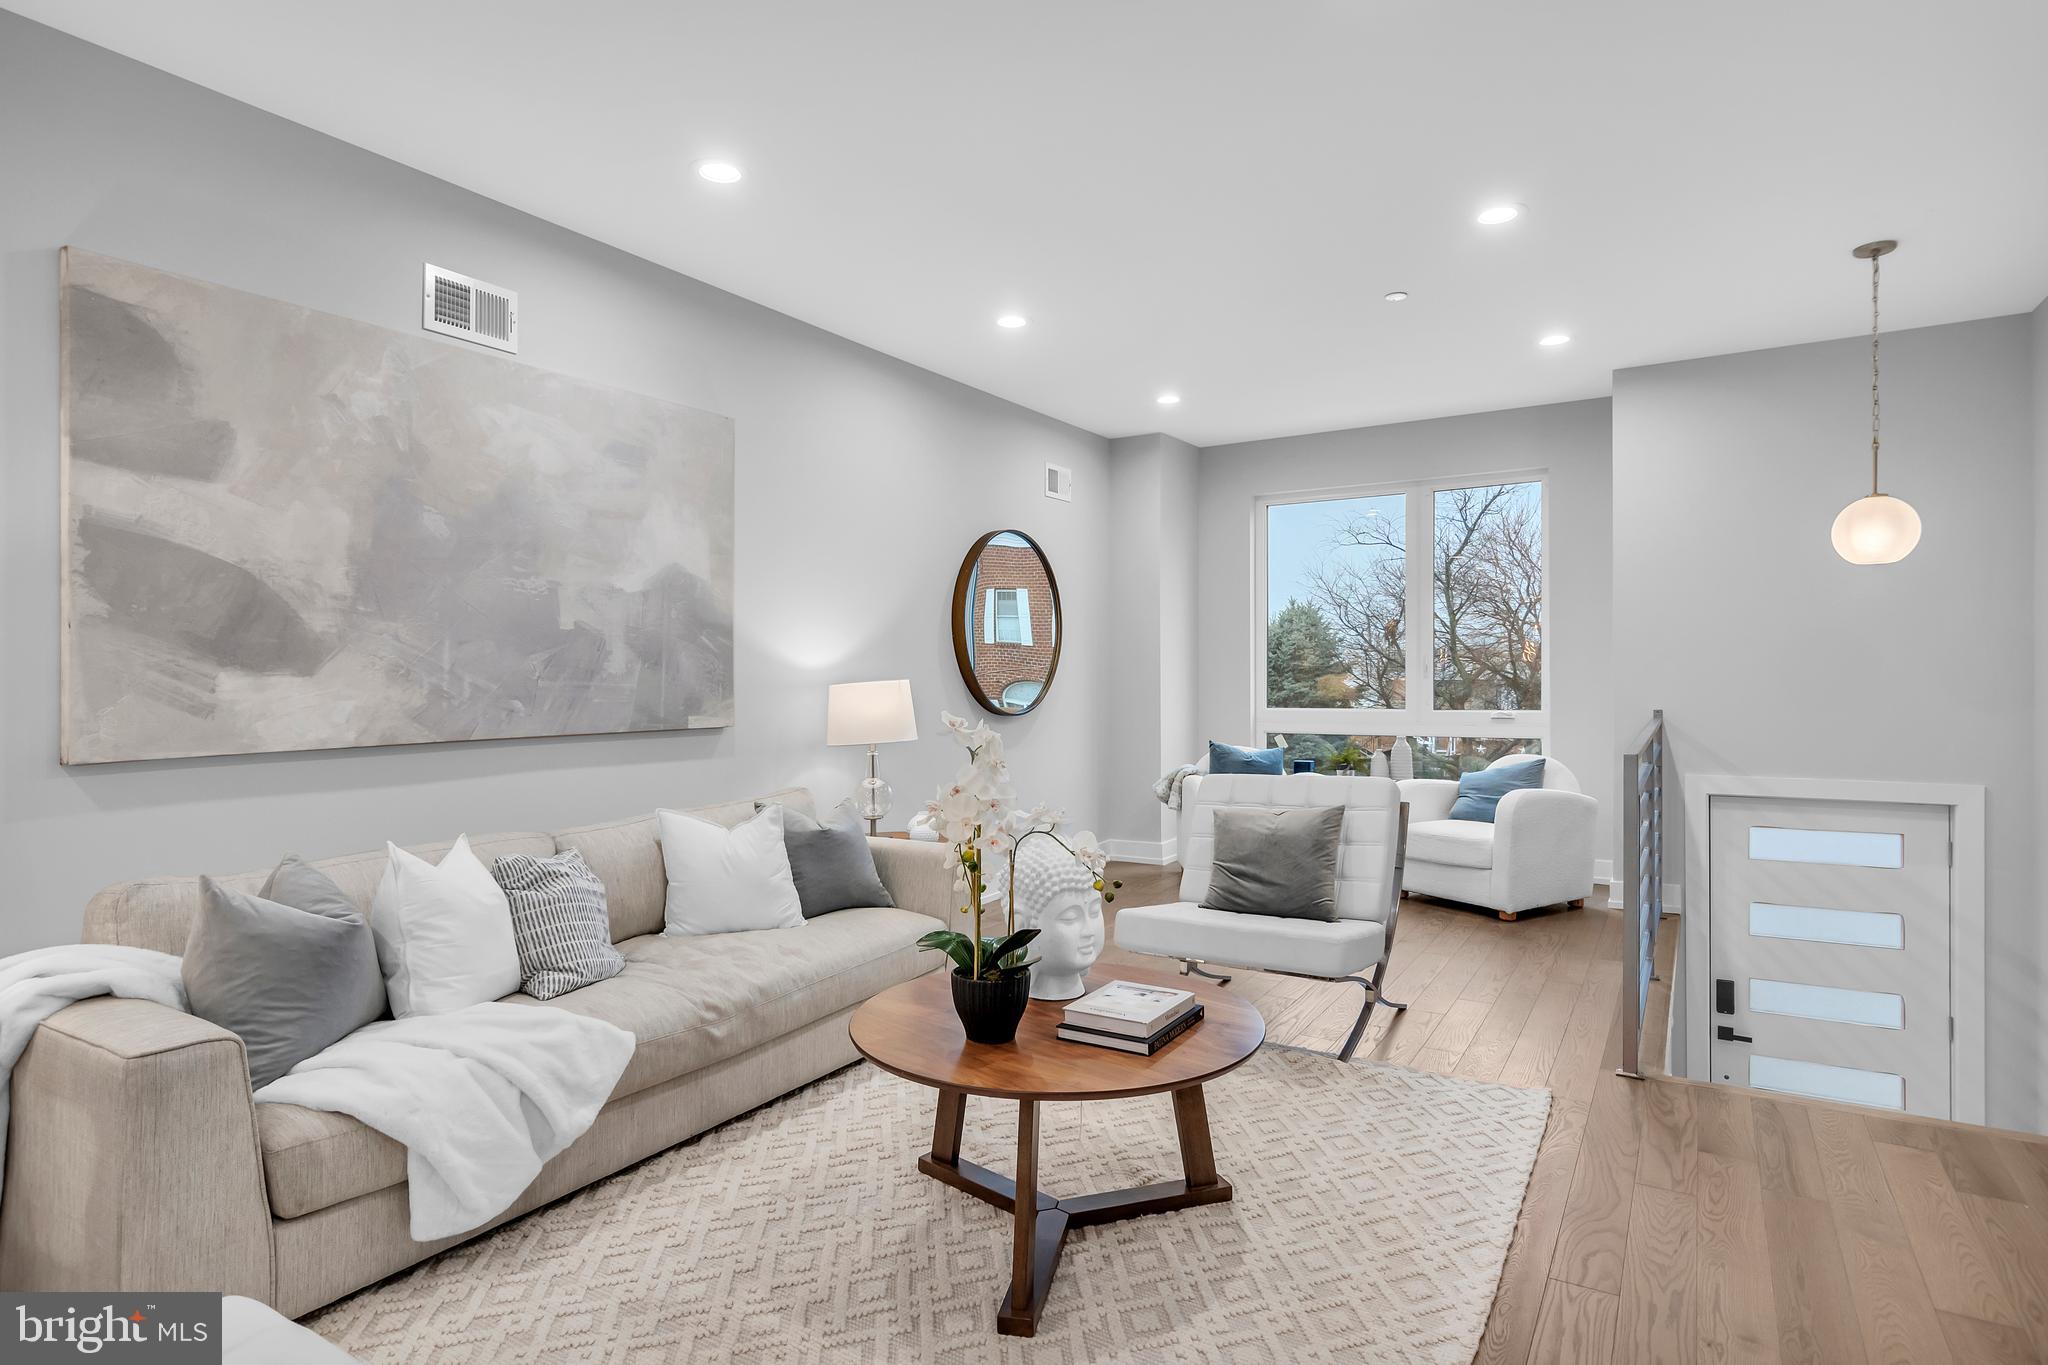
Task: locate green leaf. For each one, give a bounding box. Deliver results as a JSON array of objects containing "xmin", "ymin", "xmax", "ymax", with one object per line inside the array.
[
  {"xmin": 986, "ymin": 928, "xmax": 1040, "ymax": 969},
  {"xmin": 916, "ymin": 929, "xmax": 976, "ymax": 975}
]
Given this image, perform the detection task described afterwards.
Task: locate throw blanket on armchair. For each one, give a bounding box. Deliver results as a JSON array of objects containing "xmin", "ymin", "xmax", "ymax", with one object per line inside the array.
[
  {"xmin": 256, "ymin": 1003, "xmax": 634, "ymax": 1240},
  {"xmin": 1153, "ymin": 763, "xmax": 1202, "ymax": 810},
  {"xmin": 0, "ymin": 945, "xmax": 634, "ymax": 1243}
]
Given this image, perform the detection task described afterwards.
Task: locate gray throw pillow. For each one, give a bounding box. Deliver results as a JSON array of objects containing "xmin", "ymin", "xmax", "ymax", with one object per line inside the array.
[
  {"xmin": 183, "ymin": 857, "xmax": 388, "ymax": 1089},
  {"xmin": 1199, "ymin": 805, "xmax": 1345, "ymax": 921},
  {"xmin": 760, "ymin": 799, "xmax": 894, "ymax": 918},
  {"xmin": 490, "ymin": 848, "xmax": 626, "ymax": 1000}
]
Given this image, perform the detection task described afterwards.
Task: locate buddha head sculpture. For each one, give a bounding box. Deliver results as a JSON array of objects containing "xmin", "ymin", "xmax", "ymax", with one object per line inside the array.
[{"xmin": 989, "ymin": 835, "xmax": 1106, "ymax": 1000}]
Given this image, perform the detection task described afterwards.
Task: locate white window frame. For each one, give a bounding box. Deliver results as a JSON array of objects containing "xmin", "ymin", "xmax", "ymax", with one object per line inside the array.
[
  {"xmin": 984, "ymin": 587, "xmax": 1033, "ymax": 646},
  {"xmin": 1251, "ymin": 468, "xmax": 1550, "ymax": 755}
]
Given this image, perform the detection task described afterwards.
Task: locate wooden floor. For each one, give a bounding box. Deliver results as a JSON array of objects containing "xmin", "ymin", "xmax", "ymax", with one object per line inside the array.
[{"xmin": 1101, "ymin": 862, "xmax": 2048, "ymax": 1365}]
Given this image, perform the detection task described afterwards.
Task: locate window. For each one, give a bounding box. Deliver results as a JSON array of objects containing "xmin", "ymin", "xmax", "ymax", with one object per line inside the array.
[
  {"xmin": 984, "ymin": 587, "xmax": 1033, "ymax": 645},
  {"xmin": 1257, "ymin": 475, "xmax": 1546, "ymax": 760},
  {"xmin": 1433, "ymin": 482, "xmax": 1543, "ymax": 712}
]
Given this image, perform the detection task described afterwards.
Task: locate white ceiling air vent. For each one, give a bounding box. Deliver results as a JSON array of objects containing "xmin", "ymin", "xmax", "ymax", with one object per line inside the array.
[
  {"xmin": 422, "ymin": 263, "xmax": 518, "ymax": 353},
  {"xmin": 1045, "ymin": 463, "xmax": 1073, "ymax": 501}
]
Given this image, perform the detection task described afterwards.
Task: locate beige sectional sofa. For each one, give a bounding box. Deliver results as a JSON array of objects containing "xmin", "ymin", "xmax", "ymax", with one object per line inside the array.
[{"xmin": 0, "ymin": 788, "xmax": 952, "ymax": 1318}]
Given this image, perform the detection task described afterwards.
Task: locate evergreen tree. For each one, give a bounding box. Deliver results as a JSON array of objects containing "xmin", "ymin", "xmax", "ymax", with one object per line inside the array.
[{"xmin": 1265, "ymin": 600, "xmax": 1348, "ymax": 708}]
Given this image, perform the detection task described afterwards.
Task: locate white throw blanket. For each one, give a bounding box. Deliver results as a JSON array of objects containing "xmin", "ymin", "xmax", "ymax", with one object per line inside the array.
[
  {"xmin": 0, "ymin": 944, "xmax": 634, "ymax": 1243},
  {"xmin": 1153, "ymin": 763, "xmax": 1201, "ymax": 810},
  {"xmin": 256, "ymin": 1002, "xmax": 635, "ymax": 1241},
  {"xmin": 0, "ymin": 945, "xmax": 189, "ymax": 1207}
]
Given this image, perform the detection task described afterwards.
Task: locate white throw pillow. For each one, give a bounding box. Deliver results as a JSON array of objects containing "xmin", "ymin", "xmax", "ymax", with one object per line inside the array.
[
  {"xmin": 657, "ymin": 804, "xmax": 804, "ymax": 935},
  {"xmin": 370, "ymin": 835, "xmax": 523, "ymax": 1017}
]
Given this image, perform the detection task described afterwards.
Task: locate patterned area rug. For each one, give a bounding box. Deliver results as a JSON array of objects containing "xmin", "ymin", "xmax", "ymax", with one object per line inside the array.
[{"xmin": 307, "ymin": 1049, "xmax": 1549, "ymax": 1364}]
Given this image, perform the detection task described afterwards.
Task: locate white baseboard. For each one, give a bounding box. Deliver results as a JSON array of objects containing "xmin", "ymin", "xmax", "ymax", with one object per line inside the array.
[
  {"xmin": 1101, "ymin": 837, "xmax": 1176, "ymax": 866},
  {"xmin": 1591, "ymin": 861, "xmax": 1684, "ymax": 912}
]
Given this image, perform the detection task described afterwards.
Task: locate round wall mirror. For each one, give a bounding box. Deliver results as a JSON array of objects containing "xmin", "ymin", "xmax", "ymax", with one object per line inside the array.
[{"xmin": 950, "ymin": 529, "xmax": 1062, "ymax": 716}]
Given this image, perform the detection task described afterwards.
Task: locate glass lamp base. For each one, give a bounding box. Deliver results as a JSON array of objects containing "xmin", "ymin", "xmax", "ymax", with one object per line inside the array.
[{"xmin": 857, "ymin": 775, "xmax": 892, "ymax": 824}]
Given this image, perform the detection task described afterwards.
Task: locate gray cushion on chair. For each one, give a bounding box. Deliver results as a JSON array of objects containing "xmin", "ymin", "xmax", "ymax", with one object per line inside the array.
[
  {"xmin": 183, "ymin": 857, "xmax": 388, "ymax": 1089},
  {"xmin": 1199, "ymin": 804, "xmax": 1345, "ymax": 921}
]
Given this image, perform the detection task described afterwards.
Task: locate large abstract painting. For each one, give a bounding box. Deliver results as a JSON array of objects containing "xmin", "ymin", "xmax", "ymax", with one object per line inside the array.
[{"xmin": 60, "ymin": 249, "xmax": 735, "ymax": 764}]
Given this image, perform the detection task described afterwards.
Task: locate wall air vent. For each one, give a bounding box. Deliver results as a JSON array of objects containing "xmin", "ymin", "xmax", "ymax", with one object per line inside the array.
[
  {"xmin": 422, "ymin": 263, "xmax": 518, "ymax": 353},
  {"xmin": 1045, "ymin": 463, "xmax": 1073, "ymax": 501}
]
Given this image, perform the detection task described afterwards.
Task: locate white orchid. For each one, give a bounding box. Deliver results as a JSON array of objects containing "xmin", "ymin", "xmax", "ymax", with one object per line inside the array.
[
  {"xmin": 1065, "ymin": 831, "xmax": 1111, "ymax": 877},
  {"xmin": 923, "ymin": 709, "xmax": 1115, "ymax": 980}
]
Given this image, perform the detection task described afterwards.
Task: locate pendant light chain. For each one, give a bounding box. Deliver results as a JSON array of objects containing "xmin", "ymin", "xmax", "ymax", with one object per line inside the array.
[
  {"xmin": 1833, "ymin": 238, "xmax": 1917, "ymax": 564},
  {"xmin": 1870, "ymin": 248, "xmax": 1881, "ymax": 496}
]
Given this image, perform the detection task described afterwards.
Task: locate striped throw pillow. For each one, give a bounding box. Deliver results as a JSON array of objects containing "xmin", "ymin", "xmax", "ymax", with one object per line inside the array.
[{"xmin": 490, "ymin": 848, "xmax": 626, "ymax": 1000}]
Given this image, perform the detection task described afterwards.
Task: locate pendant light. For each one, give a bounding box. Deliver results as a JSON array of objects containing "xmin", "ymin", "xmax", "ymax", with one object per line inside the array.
[{"xmin": 1830, "ymin": 239, "xmax": 1921, "ymax": 564}]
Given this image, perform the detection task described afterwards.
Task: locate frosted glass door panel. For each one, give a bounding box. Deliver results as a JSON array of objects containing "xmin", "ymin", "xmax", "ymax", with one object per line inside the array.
[
  {"xmin": 1748, "ymin": 902, "xmax": 1903, "ymax": 949},
  {"xmin": 1749, "ymin": 1054, "xmax": 1904, "ymax": 1110},
  {"xmin": 1747, "ymin": 827, "xmax": 1903, "ymax": 868},
  {"xmin": 1749, "ymin": 978, "xmax": 1904, "ymax": 1029}
]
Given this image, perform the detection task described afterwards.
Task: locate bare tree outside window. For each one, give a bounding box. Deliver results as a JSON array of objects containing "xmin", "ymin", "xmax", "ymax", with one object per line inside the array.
[
  {"xmin": 1432, "ymin": 482, "xmax": 1543, "ymax": 711},
  {"xmin": 1266, "ymin": 493, "xmax": 1405, "ymax": 710},
  {"xmin": 1265, "ymin": 481, "xmax": 1543, "ymax": 719}
]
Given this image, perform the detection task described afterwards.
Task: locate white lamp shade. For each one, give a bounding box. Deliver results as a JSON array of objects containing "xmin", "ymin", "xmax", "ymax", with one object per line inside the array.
[
  {"xmin": 827, "ymin": 680, "xmax": 918, "ymax": 746},
  {"xmin": 1831, "ymin": 493, "xmax": 1921, "ymax": 565}
]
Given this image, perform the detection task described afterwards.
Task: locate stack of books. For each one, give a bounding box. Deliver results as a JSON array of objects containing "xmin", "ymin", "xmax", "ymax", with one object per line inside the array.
[{"xmin": 1058, "ymin": 980, "xmax": 1205, "ymax": 1055}]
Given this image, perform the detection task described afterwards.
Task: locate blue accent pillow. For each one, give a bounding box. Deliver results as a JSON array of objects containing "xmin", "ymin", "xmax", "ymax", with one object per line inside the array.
[
  {"xmin": 1208, "ymin": 740, "xmax": 1285, "ymax": 775},
  {"xmin": 1448, "ymin": 758, "xmax": 1547, "ymax": 822}
]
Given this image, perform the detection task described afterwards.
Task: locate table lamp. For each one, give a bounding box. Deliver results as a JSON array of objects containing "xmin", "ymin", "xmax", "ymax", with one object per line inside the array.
[{"xmin": 827, "ymin": 680, "xmax": 919, "ymax": 834}]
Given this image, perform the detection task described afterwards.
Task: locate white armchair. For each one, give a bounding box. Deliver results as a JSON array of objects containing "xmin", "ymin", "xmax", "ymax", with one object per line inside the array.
[
  {"xmin": 1113, "ymin": 773, "xmax": 1408, "ymax": 1061},
  {"xmin": 1399, "ymin": 754, "xmax": 1597, "ymax": 921}
]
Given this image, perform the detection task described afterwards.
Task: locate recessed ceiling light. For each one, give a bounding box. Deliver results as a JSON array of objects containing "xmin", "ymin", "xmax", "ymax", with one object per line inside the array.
[
  {"xmin": 995, "ymin": 313, "xmax": 1028, "ymax": 329},
  {"xmin": 1384, "ymin": 291, "xmax": 1410, "ymax": 302},
  {"xmin": 1475, "ymin": 203, "xmax": 1523, "ymax": 226},
  {"xmin": 1157, "ymin": 392, "xmax": 1181, "ymax": 406},
  {"xmin": 694, "ymin": 160, "xmax": 744, "ymax": 184},
  {"xmin": 1538, "ymin": 332, "xmax": 1571, "ymax": 347}
]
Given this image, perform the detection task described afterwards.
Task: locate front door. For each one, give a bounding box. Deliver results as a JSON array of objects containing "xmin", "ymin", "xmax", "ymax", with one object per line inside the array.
[{"xmin": 1707, "ymin": 796, "xmax": 1950, "ymax": 1117}]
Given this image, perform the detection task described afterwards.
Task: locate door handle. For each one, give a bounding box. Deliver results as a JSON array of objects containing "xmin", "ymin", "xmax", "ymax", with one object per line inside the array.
[{"xmin": 1716, "ymin": 1025, "xmax": 1752, "ymax": 1044}]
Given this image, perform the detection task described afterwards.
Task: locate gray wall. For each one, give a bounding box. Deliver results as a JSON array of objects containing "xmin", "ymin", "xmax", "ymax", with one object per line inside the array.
[
  {"xmin": 1102, "ymin": 434, "xmax": 1200, "ymax": 857},
  {"xmin": 2036, "ymin": 292, "xmax": 2048, "ymax": 1122},
  {"xmin": 1192, "ymin": 399, "xmax": 1617, "ymax": 867},
  {"xmin": 0, "ymin": 12, "xmax": 1110, "ymax": 954},
  {"xmin": 1612, "ymin": 315, "xmax": 2038, "ymax": 1130}
]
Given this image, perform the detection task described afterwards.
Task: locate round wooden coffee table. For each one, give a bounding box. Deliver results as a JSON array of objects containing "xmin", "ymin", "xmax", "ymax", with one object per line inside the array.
[{"xmin": 850, "ymin": 963, "xmax": 1264, "ymax": 1337}]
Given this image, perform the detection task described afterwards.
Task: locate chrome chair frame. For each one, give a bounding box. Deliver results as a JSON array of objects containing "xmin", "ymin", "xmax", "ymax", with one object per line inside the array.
[{"xmin": 1176, "ymin": 805, "xmax": 1410, "ymax": 1063}]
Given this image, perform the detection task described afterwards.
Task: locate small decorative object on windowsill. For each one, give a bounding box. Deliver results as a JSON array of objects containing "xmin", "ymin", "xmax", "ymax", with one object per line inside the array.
[{"xmin": 916, "ymin": 711, "xmax": 1118, "ymax": 1040}]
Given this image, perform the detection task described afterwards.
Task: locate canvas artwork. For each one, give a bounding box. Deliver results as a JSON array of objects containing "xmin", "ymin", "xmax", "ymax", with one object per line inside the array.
[{"xmin": 59, "ymin": 248, "xmax": 735, "ymax": 764}]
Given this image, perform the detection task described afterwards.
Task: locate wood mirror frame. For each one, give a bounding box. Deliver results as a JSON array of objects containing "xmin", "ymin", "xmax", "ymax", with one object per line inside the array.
[{"xmin": 949, "ymin": 529, "xmax": 1063, "ymax": 717}]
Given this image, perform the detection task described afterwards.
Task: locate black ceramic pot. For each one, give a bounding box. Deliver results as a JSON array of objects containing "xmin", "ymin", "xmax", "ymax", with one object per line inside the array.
[{"xmin": 951, "ymin": 968, "xmax": 1032, "ymax": 1045}]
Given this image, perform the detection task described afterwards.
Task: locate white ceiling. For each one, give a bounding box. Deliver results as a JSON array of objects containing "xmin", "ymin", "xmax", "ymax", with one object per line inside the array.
[{"xmin": 16, "ymin": 0, "xmax": 2048, "ymax": 446}]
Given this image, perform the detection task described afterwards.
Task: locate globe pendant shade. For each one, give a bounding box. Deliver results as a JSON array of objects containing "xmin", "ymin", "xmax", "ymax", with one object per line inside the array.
[{"xmin": 1830, "ymin": 493, "xmax": 1921, "ymax": 565}]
